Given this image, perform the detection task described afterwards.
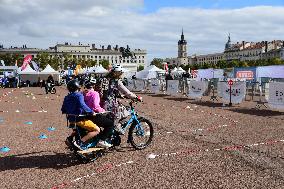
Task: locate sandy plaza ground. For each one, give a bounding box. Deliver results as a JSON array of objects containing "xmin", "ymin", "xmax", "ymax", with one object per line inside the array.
[{"xmin": 0, "ymin": 86, "xmax": 284, "ymax": 189}]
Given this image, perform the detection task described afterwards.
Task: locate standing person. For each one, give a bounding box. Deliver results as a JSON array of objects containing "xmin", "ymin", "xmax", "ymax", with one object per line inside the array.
[
  {"xmin": 103, "ymin": 64, "xmax": 141, "ymax": 134},
  {"xmin": 45, "ymin": 75, "xmax": 54, "ymax": 94},
  {"xmin": 83, "ymin": 80, "xmax": 113, "ymax": 147},
  {"xmin": 61, "ymin": 80, "xmax": 102, "ymax": 150}
]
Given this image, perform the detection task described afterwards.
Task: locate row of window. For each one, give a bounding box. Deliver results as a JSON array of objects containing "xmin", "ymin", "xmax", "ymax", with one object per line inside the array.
[{"xmin": 198, "ymin": 56, "xmax": 223, "ymax": 61}]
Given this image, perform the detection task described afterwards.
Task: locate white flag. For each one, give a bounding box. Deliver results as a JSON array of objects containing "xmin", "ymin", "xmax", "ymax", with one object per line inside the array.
[
  {"xmin": 31, "ymin": 61, "xmax": 39, "ymax": 72},
  {"xmin": 0, "ymin": 60, "xmax": 5, "ymax": 66}
]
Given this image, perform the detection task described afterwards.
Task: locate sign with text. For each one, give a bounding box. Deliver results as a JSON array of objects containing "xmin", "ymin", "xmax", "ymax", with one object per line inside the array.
[
  {"xmin": 268, "ymin": 82, "xmax": 284, "ymax": 110},
  {"xmin": 166, "ymin": 80, "xmax": 179, "ymax": 96},
  {"xmin": 187, "ymin": 81, "xmax": 208, "ymax": 98},
  {"xmin": 150, "ymin": 79, "xmax": 160, "ymax": 93},
  {"xmin": 218, "ymin": 81, "xmax": 246, "ymax": 104}
]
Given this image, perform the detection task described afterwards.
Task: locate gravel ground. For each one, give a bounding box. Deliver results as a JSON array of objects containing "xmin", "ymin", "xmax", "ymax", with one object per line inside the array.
[{"xmin": 0, "ymin": 87, "xmax": 284, "ymax": 189}]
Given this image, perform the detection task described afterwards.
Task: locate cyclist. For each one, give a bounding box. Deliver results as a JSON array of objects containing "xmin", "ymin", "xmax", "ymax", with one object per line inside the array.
[
  {"xmin": 83, "ymin": 79, "xmax": 113, "ymax": 147},
  {"xmin": 45, "ymin": 75, "xmax": 55, "ymax": 94},
  {"xmin": 103, "ymin": 64, "xmax": 142, "ymax": 134},
  {"xmin": 62, "ymin": 80, "xmax": 103, "ymax": 150}
]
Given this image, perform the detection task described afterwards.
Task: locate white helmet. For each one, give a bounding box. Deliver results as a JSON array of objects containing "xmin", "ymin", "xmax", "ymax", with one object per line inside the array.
[{"xmin": 111, "ymin": 64, "xmax": 124, "ymax": 73}]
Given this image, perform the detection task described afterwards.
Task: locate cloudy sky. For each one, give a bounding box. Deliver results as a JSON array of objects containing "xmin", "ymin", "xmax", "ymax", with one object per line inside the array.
[{"xmin": 0, "ymin": 0, "xmax": 284, "ymax": 62}]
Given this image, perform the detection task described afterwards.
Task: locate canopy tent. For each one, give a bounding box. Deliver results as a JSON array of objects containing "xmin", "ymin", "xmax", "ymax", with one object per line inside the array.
[
  {"xmin": 196, "ymin": 68, "xmax": 224, "ymax": 80},
  {"xmin": 172, "ymin": 67, "xmax": 186, "ymax": 74},
  {"xmin": 18, "ymin": 64, "xmax": 37, "ymax": 74},
  {"xmin": 93, "ymin": 65, "xmax": 109, "ymax": 74},
  {"xmin": 40, "ymin": 64, "xmax": 59, "ymax": 74},
  {"xmin": 136, "ymin": 65, "xmax": 165, "ymax": 79}
]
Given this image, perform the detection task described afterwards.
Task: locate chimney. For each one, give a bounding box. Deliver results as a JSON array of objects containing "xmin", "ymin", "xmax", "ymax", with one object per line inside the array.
[
  {"xmin": 282, "ymin": 41, "xmax": 284, "ymax": 47},
  {"xmin": 107, "ymin": 45, "xmax": 111, "ymax": 50},
  {"xmin": 92, "ymin": 44, "xmax": 96, "ymax": 49},
  {"xmin": 265, "ymin": 41, "xmax": 268, "ymax": 52}
]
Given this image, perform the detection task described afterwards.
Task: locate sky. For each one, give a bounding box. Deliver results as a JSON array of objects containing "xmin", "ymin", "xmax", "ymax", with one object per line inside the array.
[{"xmin": 0, "ymin": 0, "xmax": 284, "ymax": 62}]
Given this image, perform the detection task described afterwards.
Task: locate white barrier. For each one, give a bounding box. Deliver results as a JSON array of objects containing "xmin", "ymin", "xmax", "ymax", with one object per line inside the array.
[
  {"xmin": 268, "ymin": 82, "xmax": 284, "ymax": 110},
  {"xmin": 218, "ymin": 81, "xmax": 246, "ymax": 104},
  {"xmin": 150, "ymin": 79, "xmax": 161, "ymax": 94},
  {"xmin": 166, "ymin": 80, "xmax": 179, "ymax": 96},
  {"xmin": 187, "ymin": 81, "xmax": 208, "ymax": 99}
]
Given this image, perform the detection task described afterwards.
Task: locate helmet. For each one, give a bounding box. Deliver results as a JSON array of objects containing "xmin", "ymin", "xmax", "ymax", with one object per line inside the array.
[
  {"xmin": 67, "ymin": 80, "xmax": 80, "ymax": 92},
  {"xmin": 111, "ymin": 64, "xmax": 124, "ymax": 73},
  {"xmin": 84, "ymin": 78, "xmax": 96, "ymax": 89}
]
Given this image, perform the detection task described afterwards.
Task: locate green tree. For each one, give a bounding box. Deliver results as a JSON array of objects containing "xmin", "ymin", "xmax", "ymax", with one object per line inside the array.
[
  {"xmin": 35, "ymin": 52, "xmax": 50, "ymax": 70},
  {"xmin": 137, "ymin": 65, "xmax": 144, "ymax": 71},
  {"xmin": 216, "ymin": 60, "xmax": 227, "ymax": 69},
  {"xmin": 100, "ymin": 59, "xmax": 110, "ymax": 69},
  {"xmin": 150, "ymin": 58, "xmax": 164, "ymax": 69}
]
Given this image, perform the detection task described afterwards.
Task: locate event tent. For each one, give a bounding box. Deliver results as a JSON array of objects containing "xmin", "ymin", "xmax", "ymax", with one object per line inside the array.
[
  {"xmin": 93, "ymin": 65, "xmax": 108, "ymax": 74},
  {"xmin": 136, "ymin": 65, "xmax": 165, "ymax": 79},
  {"xmin": 18, "ymin": 64, "xmax": 39, "ymax": 84},
  {"xmin": 39, "ymin": 64, "xmax": 60, "ymax": 82}
]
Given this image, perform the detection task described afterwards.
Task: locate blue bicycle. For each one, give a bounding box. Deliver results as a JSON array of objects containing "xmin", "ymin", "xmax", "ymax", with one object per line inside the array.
[{"xmin": 66, "ymin": 100, "xmax": 154, "ymax": 162}]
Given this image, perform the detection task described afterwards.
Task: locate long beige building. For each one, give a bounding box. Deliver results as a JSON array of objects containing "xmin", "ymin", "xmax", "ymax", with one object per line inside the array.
[{"xmin": 0, "ymin": 43, "xmax": 147, "ymax": 72}]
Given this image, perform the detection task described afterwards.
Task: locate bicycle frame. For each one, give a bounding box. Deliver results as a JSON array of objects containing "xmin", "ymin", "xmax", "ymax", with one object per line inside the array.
[{"xmin": 121, "ymin": 101, "xmax": 145, "ymax": 135}]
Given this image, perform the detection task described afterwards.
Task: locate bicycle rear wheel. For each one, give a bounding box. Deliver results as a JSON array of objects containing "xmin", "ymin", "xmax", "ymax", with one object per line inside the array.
[{"xmin": 129, "ymin": 117, "xmax": 154, "ymax": 150}]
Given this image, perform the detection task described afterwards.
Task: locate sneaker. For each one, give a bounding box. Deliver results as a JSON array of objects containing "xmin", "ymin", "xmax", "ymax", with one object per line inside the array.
[
  {"xmin": 98, "ymin": 140, "xmax": 112, "ymax": 148},
  {"xmin": 73, "ymin": 140, "xmax": 88, "ymax": 151}
]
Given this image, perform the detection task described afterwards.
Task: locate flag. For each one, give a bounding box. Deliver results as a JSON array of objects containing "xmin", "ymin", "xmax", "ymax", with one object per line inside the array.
[
  {"xmin": 164, "ymin": 63, "xmax": 168, "ymax": 74},
  {"xmin": 74, "ymin": 65, "xmax": 81, "ymax": 76},
  {"xmin": 0, "ymin": 60, "xmax": 5, "ymax": 66},
  {"xmin": 21, "ymin": 55, "xmax": 32, "ymax": 71},
  {"xmin": 31, "ymin": 61, "xmax": 39, "ymax": 72}
]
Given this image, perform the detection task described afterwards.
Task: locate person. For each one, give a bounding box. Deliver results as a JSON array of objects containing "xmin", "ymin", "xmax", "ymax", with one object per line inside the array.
[
  {"xmin": 45, "ymin": 75, "xmax": 54, "ymax": 94},
  {"xmin": 61, "ymin": 80, "xmax": 104, "ymax": 150},
  {"xmin": 103, "ymin": 64, "xmax": 142, "ymax": 134},
  {"xmin": 83, "ymin": 80, "xmax": 113, "ymax": 147}
]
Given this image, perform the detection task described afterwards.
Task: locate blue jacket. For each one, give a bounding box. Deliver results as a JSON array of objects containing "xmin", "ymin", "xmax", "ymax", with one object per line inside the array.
[{"xmin": 61, "ymin": 92, "xmax": 93, "ymax": 122}]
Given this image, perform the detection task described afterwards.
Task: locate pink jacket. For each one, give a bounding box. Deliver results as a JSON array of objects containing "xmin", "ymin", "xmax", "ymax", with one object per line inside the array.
[{"xmin": 83, "ymin": 89, "xmax": 105, "ymax": 113}]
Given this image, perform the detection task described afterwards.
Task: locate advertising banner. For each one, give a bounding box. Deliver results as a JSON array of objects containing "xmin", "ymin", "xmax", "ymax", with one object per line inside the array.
[
  {"xmin": 21, "ymin": 55, "xmax": 32, "ymax": 71},
  {"xmin": 218, "ymin": 81, "xmax": 246, "ymax": 104},
  {"xmin": 166, "ymin": 80, "xmax": 179, "ymax": 95},
  {"xmin": 150, "ymin": 79, "xmax": 160, "ymax": 93},
  {"xmin": 187, "ymin": 81, "xmax": 208, "ymax": 98},
  {"xmin": 234, "ymin": 67, "xmax": 256, "ymax": 81},
  {"xmin": 268, "ymin": 82, "xmax": 284, "ymax": 110}
]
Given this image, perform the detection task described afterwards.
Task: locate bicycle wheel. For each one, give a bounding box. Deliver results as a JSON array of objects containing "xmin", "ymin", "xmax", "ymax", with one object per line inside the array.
[{"xmin": 129, "ymin": 117, "xmax": 154, "ymax": 150}]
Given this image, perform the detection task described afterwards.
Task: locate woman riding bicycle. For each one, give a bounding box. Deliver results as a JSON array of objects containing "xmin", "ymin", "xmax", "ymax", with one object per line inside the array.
[{"xmin": 102, "ymin": 64, "xmax": 142, "ymax": 133}]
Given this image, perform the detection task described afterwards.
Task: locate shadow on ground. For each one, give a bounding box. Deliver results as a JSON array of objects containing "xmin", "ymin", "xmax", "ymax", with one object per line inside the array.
[
  {"xmin": 227, "ymin": 108, "xmax": 284, "ymax": 117},
  {"xmin": 0, "ymin": 151, "xmax": 80, "ymax": 171}
]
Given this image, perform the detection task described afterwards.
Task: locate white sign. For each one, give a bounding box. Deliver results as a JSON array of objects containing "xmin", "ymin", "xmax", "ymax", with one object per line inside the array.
[
  {"xmin": 187, "ymin": 81, "xmax": 208, "ymax": 98},
  {"xmin": 218, "ymin": 81, "xmax": 246, "ymax": 104},
  {"xmin": 150, "ymin": 79, "xmax": 160, "ymax": 93},
  {"xmin": 127, "ymin": 79, "xmax": 135, "ymax": 91},
  {"xmin": 167, "ymin": 80, "xmax": 179, "ymax": 95},
  {"xmin": 268, "ymin": 82, "xmax": 284, "ymax": 110},
  {"xmin": 135, "ymin": 80, "xmax": 145, "ymax": 91}
]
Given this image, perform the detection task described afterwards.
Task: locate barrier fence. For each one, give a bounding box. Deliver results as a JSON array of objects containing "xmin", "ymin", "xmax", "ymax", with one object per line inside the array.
[{"xmin": 126, "ymin": 78, "xmax": 284, "ymax": 111}]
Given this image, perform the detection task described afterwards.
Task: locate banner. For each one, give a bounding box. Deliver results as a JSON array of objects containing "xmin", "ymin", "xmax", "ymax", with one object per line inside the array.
[
  {"xmin": 257, "ymin": 65, "xmax": 284, "ymax": 79},
  {"xmin": 31, "ymin": 61, "xmax": 39, "ymax": 72},
  {"xmin": 268, "ymin": 82, "xmax": 284, "ymax": 110},
  {"xmin": 21, "ymin": 55, "xmax": 32, "ymax": 71},
  {"xmin": 150, "ymin": 79, "xmax": 160, "ymax": 93},
  {"xmin": 218, "ymin": 81, "xmax": 246, "ymax": 104},
  {"xmin": 187, "ymin": 81, "xmax": 208, "ymax": 98},
  {"xmin": 234, "ymin": 67, "xmax": 256, "ymax": 81},
  {"xmin": 0, "ymin": 60, "xmax": 5, "ymax": 66},
  {"xmin": 166, "ymin": 80, "xmax": 179, "ymax": 95},
  {"xmin": 135, "ymin": 80, "xmax": 145, "ymax": 91}
]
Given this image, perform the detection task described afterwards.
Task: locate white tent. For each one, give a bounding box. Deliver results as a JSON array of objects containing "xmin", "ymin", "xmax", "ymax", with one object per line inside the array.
[
  {"xmin": 19, "ymin": 64, "xmax": 37, "ymax": 74},
  {"xmin": 136, "ymin": 65, "xmax": 165, "ymax": 79},
  {"xmin": 41, "ymin": 64, "xmax": 59, "ymax": 74},
  {"xmin": 172, "ymin": 67, "xmax": 185, "ymax": 74},
  {"xmin": 93, "ymin": 65, "xmax": 108, "ymax": 74}
]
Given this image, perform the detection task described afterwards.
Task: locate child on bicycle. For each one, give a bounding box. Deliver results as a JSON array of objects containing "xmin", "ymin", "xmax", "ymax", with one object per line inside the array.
[
  {"xmin": 61, "ymin": 80, "xmax": 108, "ymax": 150},
  {"xmin": 83, "ymin": 79, "xmax": 114, "ymax": 147}
]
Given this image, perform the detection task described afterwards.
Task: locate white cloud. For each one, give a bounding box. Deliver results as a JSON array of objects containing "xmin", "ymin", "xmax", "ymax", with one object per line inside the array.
[{"xmin": 0, "ymin": 1, "xmax": 283, "ymax": 61}]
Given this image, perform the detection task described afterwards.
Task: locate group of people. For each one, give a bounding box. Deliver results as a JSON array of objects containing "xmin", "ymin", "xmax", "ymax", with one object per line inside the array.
[{"xmin": 61, "ymin": 65, "xmax": 141, "ymax": 150}]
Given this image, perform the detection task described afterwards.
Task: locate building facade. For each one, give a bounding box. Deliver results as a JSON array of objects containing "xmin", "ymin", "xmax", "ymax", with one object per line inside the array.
[{"xmin": 0, "ymin": 42, "xmax": 147, "ymax": 72}]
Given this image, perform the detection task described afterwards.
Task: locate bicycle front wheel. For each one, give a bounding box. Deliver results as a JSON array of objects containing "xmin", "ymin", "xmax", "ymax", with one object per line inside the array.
[{"xmin": 129, "ymin": 117, "xmax": 154, "ymax": 150}]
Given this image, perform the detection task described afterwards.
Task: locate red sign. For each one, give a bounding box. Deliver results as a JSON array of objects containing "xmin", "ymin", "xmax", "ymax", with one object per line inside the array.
[
  {"xmin": 228, "ymin": 79, "xmax": 233, "ymax": 86},
  {"xmin": 21, "ymin": 55, "xmax": 32, "ymax": 71},
  {"xmin": 236, "ymin": 71, "xmax": 254, "ymax": 80}
]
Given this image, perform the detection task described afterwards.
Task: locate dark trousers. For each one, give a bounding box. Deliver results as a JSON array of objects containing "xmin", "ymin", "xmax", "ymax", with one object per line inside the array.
[{"xmin": 91, "ymin": 114, "xmax": 114, "ymax": 140}]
